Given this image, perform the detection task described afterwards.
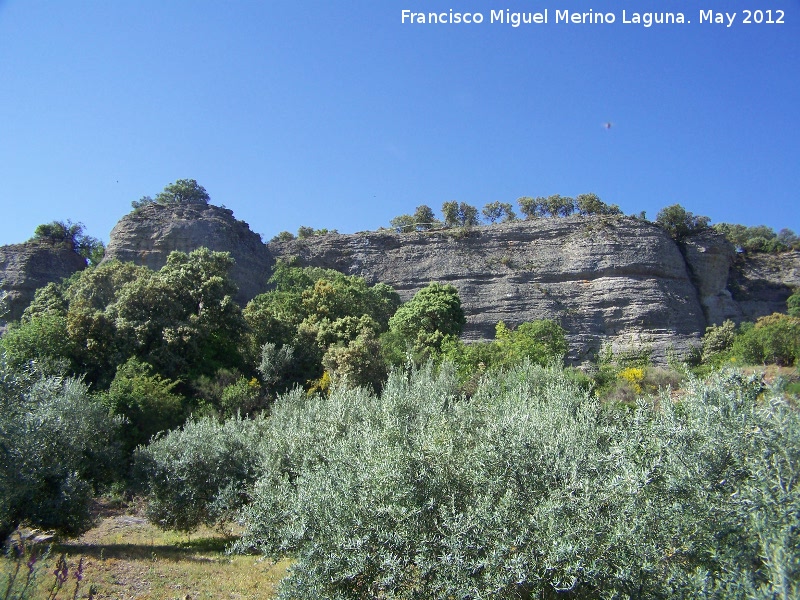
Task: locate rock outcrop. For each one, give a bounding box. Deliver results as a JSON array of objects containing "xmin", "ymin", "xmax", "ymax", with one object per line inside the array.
[
  {"xmin": 103, "ymin": 203, "xmax": 274, "ymax": 305},
  {"xmin": 728, "ymin": 250, "xmax": 800, "ymax": 321},
  {"xmin": 268, "ymin": 216, "xmax": 713, "ymax": 364},
  {"xmin": 9, "ymin": 202, "xmax": 793, "ymax": 367},
  {"xmin": 680, "ymin": 230, "xmax": 741, "ymax": 325},
  {"xmin": 0, "ymin": 240, "xmax": 87, "ymax": 331}
]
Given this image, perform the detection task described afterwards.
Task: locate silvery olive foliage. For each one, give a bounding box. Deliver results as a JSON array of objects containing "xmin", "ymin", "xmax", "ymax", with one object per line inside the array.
[
  {"xmin": 135, "ymin": 361, "xmax": 798, "ymax": 597},
  {"xmin": 133, "ymin": 415, "xmax": 267, "ymax": 532},
  {"xmin": 225, "ymin": 363, "xmax": 799, "ymax": 599},
  {"xmin": 0, "ymin": 360, "xmax": 122, "ymax": 540}
]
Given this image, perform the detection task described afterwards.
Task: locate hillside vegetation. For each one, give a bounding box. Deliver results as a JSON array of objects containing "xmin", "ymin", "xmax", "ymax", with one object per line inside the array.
[{"xmin": 2, "ymin": 181, "xmax": 800, "ymax": 598}]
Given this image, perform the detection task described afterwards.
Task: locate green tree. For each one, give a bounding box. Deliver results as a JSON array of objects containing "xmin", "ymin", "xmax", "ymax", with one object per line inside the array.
[
  {"xmin": 131, "ymin": 195, "xmax": 155, "ymax": 210},
  {"xmin": 545, "ymin": 194, "xmax": 575, "ymax": 217},
  {"xmin": 258, "ymin": 342, "xmax": 297, "ymax": 395},
  {"xmin": 108, "ymin": 248, "xmax": 245, "ymax": 380},
  {"xmin": 271, "ymin": 231, "xmax": 296, "ymax": 242},
  {"xmin": 1, "ymin": 369, "xmax": 121, "ymax": 539},
  {"xmin": 482, "ymin": 201, "xmax": 504, "ymax": 223},
  {"xmin": 517, "ymin": 196, "xmax": 547, "ymax": 219},
  {"xmin": 234, "ymin": 366, "xmax": 800, "ymax": 598},
  {"xmin": 575, "ymin": 193, "xmax": 604, "ymax": 215},
  {"xmin": 732, "ymin": 313, "xmax": 800, "ymax": 366},
  {"xmin": 244, "ymin": 263, "xmax": 400, "ymax": 390},
  {"xmin": 104, "ymin": 358, "xmax": 185, "ymax": 453},
  {"xmin": 494, "ymin": 320, "xmax": 567, "ymax": 365},
  {"xmin": 713, "ymin": 223, "xmax": 750, "ymax": 251},
  {"xmin": 134, "ymin": 415, "xmax": 265, "ymax": 532},
  {"xmin": 441, "ymin": 319, "xmax": 567, "ymax": 384},
  {"xmin": 701, "ymin": 319, "xmax": 737, "ymax": 363},
  {"xmin": 482, "ymin": 201, "xmax": 517, "ymax": 223},
  {"xmin": 413, "ymin": 205, "xmax": 438, "ymax": 230},
  {"xmin": 655, "ymin": 204, "xmax": 710, "ymax": 239},
  {"xmin": 777, "ymin": 228, "xmax": 799, "ymax": 249},
  {"xmin": 788, "ymin": 289, "xmax": 800, "ymax": 318},
  {"xmin": 574, "ymin": 193, "xmax": 621, "ymax": 216},
  {"xmin": 441, "ymin": 201, "xmax": 459, "ymax": 227},
  {"xmin": 32, "ymin": 220, "xmax": 105, "ymax": 265},
  {"xmin": 154, "ymin": 179, "xmax": 210, "ymax": 205},
  {"xmin": 219, "ymin": 376, "xmax": 264, "ymax": 417},
  {"xmin": 297, "ymin": 226, "xmax": 315, "ymax": 238},
  {"xmin": 18, "ymin": 250, "xmax": 245, "ymax": 388},
  {"xmin": 714, "ymin": 223, "xmax": 797, "ymax": 253},
  {"xmin": 322, "ymin": 329, "xmax": 387, "ymax": 393},
  {"xmin": 458, "ymin": 202, "xmax": 480, "ymax": 227},
  {"xmin": 0, "ymin": 313, "xmax": 75, "ymax": 376},
  {"xmin": 390, "ymin": 214, "xmax": 417, "ymax": 233},
  {"xmin": 385, "ymin": 283, "xmax": 466, "ymax": 363}
]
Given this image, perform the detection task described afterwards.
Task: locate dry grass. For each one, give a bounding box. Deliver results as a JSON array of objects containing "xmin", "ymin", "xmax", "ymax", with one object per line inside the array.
[{"xmin": 3, "ymin": 500, "xmax": 290, "ymax": 600}]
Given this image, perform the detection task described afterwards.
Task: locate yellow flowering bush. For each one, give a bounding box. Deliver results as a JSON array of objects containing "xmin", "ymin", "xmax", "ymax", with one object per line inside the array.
[{"xmin": 618, "ymin": 366, "xmax": 645, "ymax": 394}]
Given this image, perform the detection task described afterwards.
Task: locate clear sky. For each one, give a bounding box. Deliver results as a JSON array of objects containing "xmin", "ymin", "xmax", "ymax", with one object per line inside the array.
[{"xmin": 1, "ymin": 0, "xmax": 798, "ymax": 246}]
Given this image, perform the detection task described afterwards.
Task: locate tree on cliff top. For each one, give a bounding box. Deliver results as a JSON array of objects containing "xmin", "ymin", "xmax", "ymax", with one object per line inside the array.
[
  {"xmin": 156, "ymin": 179, "xmax": 210, "ymax": 205},
  {"xmin": 655, "ymin": 203, "xmax": 710, "ymax": 240},
  {"xmin": 132, "ymin": 179, "xmax": 210, "ymax": 210},
  {"xmin": 32, "ymin": 220, "xmax": 105, "ymax": 265}
]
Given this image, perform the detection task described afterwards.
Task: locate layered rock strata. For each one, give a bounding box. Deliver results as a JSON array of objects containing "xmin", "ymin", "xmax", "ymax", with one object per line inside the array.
[
  {"xmin": 0, "ymin": 240, "xmax": 87, "ymax": 331},
  {"xmin": 269, "ymin": 216, "xmax": 712, "ymax": 364},
  {"xmin": 103, "ymin": 203, "xmax": 273, "ymax": 305},
  {"xmin": 11, "ymin": 203, "xmax": 797, "ymax": 367}
]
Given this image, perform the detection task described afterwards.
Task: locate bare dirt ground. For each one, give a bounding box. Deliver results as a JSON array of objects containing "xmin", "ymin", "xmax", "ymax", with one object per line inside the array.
[{"xmin": 49, "ymin": 500, "xmax": 290, "ymax": 600}]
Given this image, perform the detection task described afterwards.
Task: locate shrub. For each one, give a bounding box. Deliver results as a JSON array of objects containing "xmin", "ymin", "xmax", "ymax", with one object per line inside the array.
[
  {"xmin": 701, "ymin": 319, "xmax": 737, "ymax": 363},
  {"xmin": 220, "ymin": 377, "xmax": 265, "ymax": 417},
  {"xmin": 271, "ymin": 231, "xmax": 296, "ymax": 242},
  {"xmin": 732, "ymin": 313, "xmax": 800, "ymax": 366},
  {"xmin": 134, "ymin": 415, "xmax": 267, "ymax": 532},
  {"xmin": 655, "ymin": 203, "xmax": 710, "ymax": 239},
  {"xmin": 618, "ymin": 366, "xmax": 645, "ymax": 393},
  {"xmin": 0, "ymin": 366, "xmax": 121, "ymax": 540},
  {"xmin": 103, "ymin": 358, "xmax": 185, "ymax": 453},
  {"xmin": 231, "ymin": 363, "xmax": 799, "ymax": 598},
  {"xmin": 0, "ymin": 314, "xmax": 75, "ymax": 376},
  {"xmin": 788, "ymin": 289, "xmax": 800, "ymax": 318}
]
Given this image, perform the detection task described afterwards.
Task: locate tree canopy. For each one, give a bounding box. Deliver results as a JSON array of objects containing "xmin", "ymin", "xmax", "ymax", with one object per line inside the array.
[
  {"xmin": 655, "ymin": 203, "xmax": 710, "ymax": 239},
  {"xmin": 132, "ymin": 179, "xmax": 210, "ymax": 209},
  {"xmin": 31, "ymin": 220, "xmax": 105, "ymax": 265}
]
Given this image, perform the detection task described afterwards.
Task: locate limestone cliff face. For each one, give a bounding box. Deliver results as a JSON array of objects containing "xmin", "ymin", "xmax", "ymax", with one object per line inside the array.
[
  {"xmin": 680, "ymin": 230, "xmax": 741, "ymax": 325},
  {"xmin": 728, "ymin": 250, "xmax": 800, "ymax": 321},
  {"xmin": 103, "ymin": 203, "xmax": 273, "ymax": 304},
  {"xmin": 0, "ymin": 240, "xmax": 87, "ymax": 331},
  {"xmin": 90, "ymin": 207, "xmax": 800, "ymax": 365},
  {"xmin": 268, "ymin": 216, "xmax": 712, "ymax": 364}
]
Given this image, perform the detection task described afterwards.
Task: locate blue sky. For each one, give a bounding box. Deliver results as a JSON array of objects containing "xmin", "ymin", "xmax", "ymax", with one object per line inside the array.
[{"xmin": 1, "ymin": 0, "xmax": 798, "ymax": 245}]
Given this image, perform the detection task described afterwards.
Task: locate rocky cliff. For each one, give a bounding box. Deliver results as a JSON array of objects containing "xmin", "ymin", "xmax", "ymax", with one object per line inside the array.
[
  {"xmin": 269, "ymin": 216, "xmax": 718, "ymax": 364},
  {"xmin": 0, "ymin": 240, "xmax": 87, "ymax": 331},
  {"xmin": 103, "ymin": 203, "xmax": 273, "ymax": 305},
  {"xmin": 6, "ymin": 203, "xmax": 797, "ymax": 366},
  {"xmin": 727, "ymin": 250, "xmax": 800, "ymax": 321}
]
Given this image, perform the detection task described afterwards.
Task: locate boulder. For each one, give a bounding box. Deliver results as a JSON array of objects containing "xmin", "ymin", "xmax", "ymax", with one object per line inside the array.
[
  {"xmin": 0, "ymin": 240, "xmax": 87, "ymax": 331},
  {"xmin": 103, "ymin": 203, "xmax": 274, "ymax": 305}
]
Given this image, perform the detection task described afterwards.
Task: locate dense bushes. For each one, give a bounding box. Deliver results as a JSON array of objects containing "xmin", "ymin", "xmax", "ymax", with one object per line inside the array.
[
  {"xmin": 0, "ymin": 362, "xmax": 121, "ymax": 540},
  {"xmin": 133, "ymin": 415, "xmax": 266, "ymax": 531},
  {"xmin": 136, "ymin": 363, "xmax": 799, "ymax": 598},
  {"xmin": 714, "ymin": 223, "xmax": 799, "ymax": 253},
  {"xmin": 702, "ymin": 314, "xmax": 800, "ymax": 367},
  {"xmin": 262, "ymin": 364, "xmax": 793, "ymax": 598}
]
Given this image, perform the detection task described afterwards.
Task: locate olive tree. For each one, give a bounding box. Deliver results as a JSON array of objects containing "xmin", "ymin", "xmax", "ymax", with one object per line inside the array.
[{"xmin": 0, "ymin": 365, "xmax": 121, "ymax": 539}]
